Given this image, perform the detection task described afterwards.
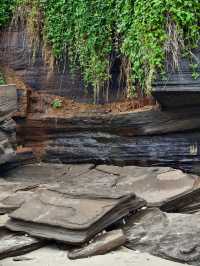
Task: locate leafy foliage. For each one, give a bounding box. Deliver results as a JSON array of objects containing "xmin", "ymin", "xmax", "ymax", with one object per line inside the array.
[
  {"xmin": 1, "ymin": 0, "xmax": 200, "ymax": 96},
  {"xmin": 51, "ymin": 98, "xmax": 62, "ymax": 109},
  {"xmin": 0, "ymin": 71, "xmax": 5, "ymax": 85},
  {"xmin": 0, "ymin": 0, "xmax": 15, "ymax": 27}
]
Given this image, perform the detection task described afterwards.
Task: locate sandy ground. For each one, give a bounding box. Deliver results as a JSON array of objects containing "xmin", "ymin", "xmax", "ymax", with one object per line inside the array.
[{"xmin": 0, "ymin": 246, "xmax": 187, "ymax": 266}]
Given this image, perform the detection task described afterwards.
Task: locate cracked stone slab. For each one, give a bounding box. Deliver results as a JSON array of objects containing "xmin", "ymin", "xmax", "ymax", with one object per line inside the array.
[
  {"xmin": 2, "ymin": 164, "xmax": 199, "ymax": 211},
  {"xmin": 50, "ymin": 165, "xmax": 198, "ymax": 208},
  {"xmin": 1, "ymin": 163, "xmax": 94, "ymax": 183},
  {"xmin": 0, "ymin": 180, "xmax": 57, "ymax": 214}
]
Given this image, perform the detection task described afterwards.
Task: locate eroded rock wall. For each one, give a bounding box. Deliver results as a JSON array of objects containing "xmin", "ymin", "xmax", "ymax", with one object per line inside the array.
[
  {"xmin": 15, "ymin": 106, "xmax": 200, "ymax": 172},
  {"xmin": 0, "ymin": 28, "xmax": 88, "ymax": 101},
  {"xmin": 0, "ymin": 85, "xmax": 17, "ymax": 166},
  {"xmin": 0, "ymin": 26, "xmax": 127, "ymax": 103}
]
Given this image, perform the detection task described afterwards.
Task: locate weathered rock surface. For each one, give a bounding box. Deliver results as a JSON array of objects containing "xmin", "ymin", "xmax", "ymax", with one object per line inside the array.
[
  {"xmin": 154, "ymin": 47, "xmax": 200, "ymax": 110},
  {"xmin": 2, "ymin": 163, "xmax": 199, "ymax": 211},
  {"xmin": 15, "ymin": 106, "xmax": 200, "ymax": 171},
  {"xmin": 0, "ymin": 148, "xmax": 37, "ymax": 173},
  {"xmin": 0, "ymin": 229, "xmax": 44, "ymax": 260},
  {"xmin": 0, "ymin": 85, "xmax": 17, "ymax": 120},
  {"xmin": 0, "ymin": 29, "xmax": 87, "ymax": 101},
  {"xmin": 1, "ymin": 163, "xmax": 94, "ymax": 183},
  {"xmin": 124, "ymin": 208, "xmax": 200, "ymax": 265},
  {"xmin": 160, "ymin": 186, "xmax": 200, "ymax": 213},
  {"xmin": 6, "ymin": 190, "xmax": 144, "ymax": 244},
  {"xmin": 0, "ymin": 85, "xmax": 17, "ymax": 167},
  {"xmin": 68, "ymin": 230, "xmax": 126, "ymax": 260},
  {"xmin": 0, "ymin": 181, "xmax": 40, "ymax": 214},
  {"xmin": 0, "ymin": 28, "xmax": 127, "ymax": 102},
  {"xmin": 0, "ymin": 179, "xmax": 57, "ymax": 214},
  {"xmin": 152, "ymin": 88, "xmax": 200, "ymax": 110},
  {"xmin": 49, "ymin": 166, "xmax": 198, "ymax": 208}
]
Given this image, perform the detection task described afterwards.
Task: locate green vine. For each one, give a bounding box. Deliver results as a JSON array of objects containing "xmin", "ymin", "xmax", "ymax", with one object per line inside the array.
[
  {"xmin": 0, "ymin": 0, "xmax": 15, "ymax": 27},
  {"xmin": 1, "ymin": 0, "xmax": 200, "ymax": 97},
  {"xmin": 0, "ymin": 70, "xmax": 5, "ymax": 85}
]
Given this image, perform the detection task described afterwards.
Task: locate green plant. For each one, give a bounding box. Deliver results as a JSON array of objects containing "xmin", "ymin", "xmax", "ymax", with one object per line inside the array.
[
  {"xmin": 0, "ymin": 71, "xmax": 5, "ymax": 85},
  {"xmin": 51, "ymin": 98, "xmax": 62, "ymax": 109},
  {"xmin": 1, "ymin": 0, "xmax": 200, "ymax": 98},
  {"xmin": 0, "ymin": 0, "xmax": 14, "ymax": 27}
]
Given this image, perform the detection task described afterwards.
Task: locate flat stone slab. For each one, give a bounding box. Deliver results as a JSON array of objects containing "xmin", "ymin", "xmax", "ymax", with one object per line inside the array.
[
  {"xmin": 1, "ymin": 163, "xmax": 94, "ymax": 183},
  {"xmin": 50, "ymin": 165, "xmax": 198, "ymax": 208},
  {"xmin": 2, "ymin": 164, "xmax": 199, "ymax": 211},
  {"xmin": 68, "ymin": 229, "xmax": 126, "ymax": 260},
  {"xmin": 0, "ymin": 229, "xmax": 44, "ymax": 260},
  {"xmin": 116, "ymin": 167, "xmax": 198, "ymax": 207},
  {"xmin": 6, "ymin": 190, "xmax": 144, "ymax": 244},
  {"xmin": 124, "ymin": 208, "xmax": 200, "ymax": 265}
]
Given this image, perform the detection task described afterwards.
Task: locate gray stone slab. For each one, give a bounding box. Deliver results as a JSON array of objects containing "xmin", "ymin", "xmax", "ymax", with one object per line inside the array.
[
  {"xmin": 124, "ymin": 208, "xmax": 200, "ymax": 265},
  {"xmin": 2, "ymin": 163, "xmax": 94, "ymax": 183},
  {"xmin": 51, "ymin": 165, "xmax": 198, "ymax": 207},
  {"xmin": 6, "ymin": 190, "xmax": 144, "ymax": 244},
  {"xmin": 116, "ymin": 167, "xmax": 197, "ymax": 206},
  {"xmin": 2, "ymin": 164, "xmax": 199, "ymax": 212}
]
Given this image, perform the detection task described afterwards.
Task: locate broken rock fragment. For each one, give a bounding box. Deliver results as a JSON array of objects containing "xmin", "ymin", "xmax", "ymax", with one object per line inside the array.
[
  {"xmin": 0, "ymin": 229, "xmax": 44, "ymax": 260},
  {"xmin": 68, "ymin": 229, "xmax": 126, "ymax": 260}
]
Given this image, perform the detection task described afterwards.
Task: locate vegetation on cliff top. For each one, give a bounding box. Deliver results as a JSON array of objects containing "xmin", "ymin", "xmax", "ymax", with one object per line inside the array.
[{"xmin": 0, "ymin": 0, "xmax": 200, "ymax": 97}]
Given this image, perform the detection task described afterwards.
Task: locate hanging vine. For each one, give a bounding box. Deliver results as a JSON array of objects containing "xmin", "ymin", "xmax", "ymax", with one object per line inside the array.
[{"xmin": 0, "ymin": 0, "xmax": 200, "ymax": 97}]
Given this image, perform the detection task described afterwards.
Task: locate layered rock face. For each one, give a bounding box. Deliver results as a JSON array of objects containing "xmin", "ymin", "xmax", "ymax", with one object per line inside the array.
[
  {"xmin": 0, "ymin": 27, "xmax": 128, "ymax": 103},
  {"xmin": 0, "ymin": 85, "xmax": 17, "ymax": 166},
  {"xmin": 154, "ymin": 48, "xmax": 200, "ymax": 92},
  {"xmin": 0, "ymin": 28, "xmax": 87, "ymax": 101},
  {"xmin": 16, "ymin": 105, "xmax": 200, "ymax": 172}
]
